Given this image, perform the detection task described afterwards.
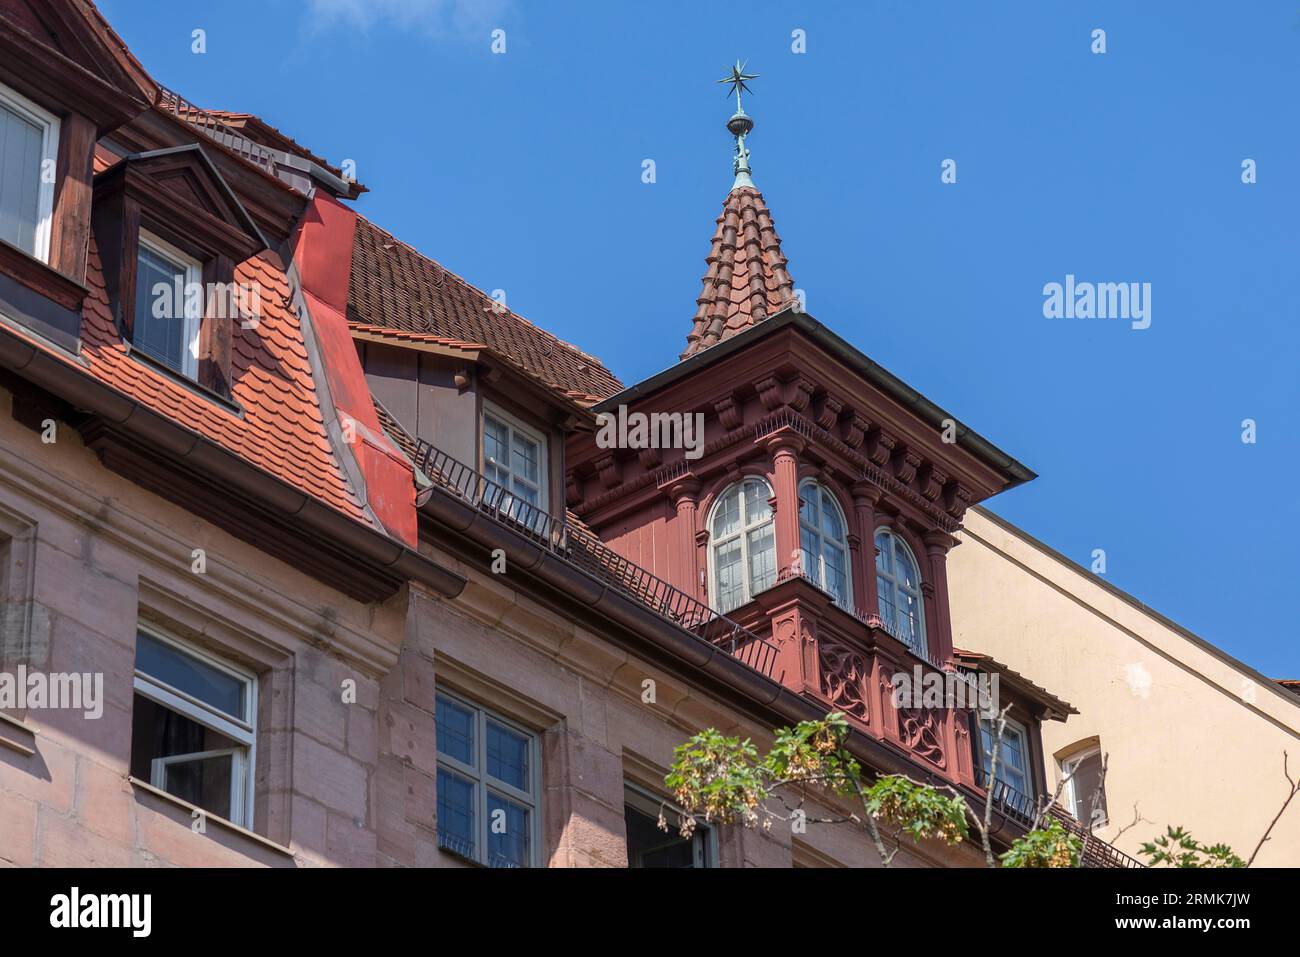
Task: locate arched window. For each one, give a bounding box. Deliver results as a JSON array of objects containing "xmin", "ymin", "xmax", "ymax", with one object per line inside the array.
[
  {"xmin": 798, "ymin": 480, "xmax": 851, "ymax": 609},
  {"xmin": 708, "ymin": 478, "xmax": 776, "ymax": 613},
  {"xmin": 874, "ymin": 526, "xmax": 926, "ymax": 655}
]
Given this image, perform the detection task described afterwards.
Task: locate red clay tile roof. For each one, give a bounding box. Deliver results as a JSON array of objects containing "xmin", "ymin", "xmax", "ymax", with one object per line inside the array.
[
  {"xmin": 1278, "ymin": 679, "xmax": 1300, "ymax": 695},
  {"xmin": 348, "ymin": 217, "xmax": 622, "ymax": 404},
  {"xmin": 65, "ymin": 151, "xmax": 372, "ymax": 526},
  {"xmin": 681, "ymin": 186, "xmax": 796, "ymax": 359}
]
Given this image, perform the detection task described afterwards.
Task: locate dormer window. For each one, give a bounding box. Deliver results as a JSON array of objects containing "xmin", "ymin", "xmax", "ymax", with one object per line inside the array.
[
  {"xmin": 92, "ymin": 144, "xmax": 268, "ymax": 402},
  {"xmin": 0, "ymin": 81, "xmax": 59, "ymax": 262},
  {"xmin": 133, "ymin": 231, "xmax": 203, "ymax": 378},
  {"xmin": 483, "ymin": 403, "xmax": 547, "ymax": 515}
]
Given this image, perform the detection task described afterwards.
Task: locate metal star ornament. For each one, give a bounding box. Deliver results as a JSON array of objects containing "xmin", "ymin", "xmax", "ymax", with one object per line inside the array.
[{"xmin": 717, "ymin": 60, "xmax": 758, "ymax": 112}]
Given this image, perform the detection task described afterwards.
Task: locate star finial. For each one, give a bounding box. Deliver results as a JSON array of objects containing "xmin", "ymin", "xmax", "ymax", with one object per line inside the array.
[{"xmin": 717, "ymin": 60, "xmax": 759, "ymax": 113}]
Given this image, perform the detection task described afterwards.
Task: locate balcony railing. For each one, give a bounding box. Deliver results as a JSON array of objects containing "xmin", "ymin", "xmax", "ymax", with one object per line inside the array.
[
  {"xmin": 972, "ymin": 766, "xmax": 1144, "ymax": 868},
  {"xmin": 414, "ymin": 441, "xmax": 782, "ymax": 681}
]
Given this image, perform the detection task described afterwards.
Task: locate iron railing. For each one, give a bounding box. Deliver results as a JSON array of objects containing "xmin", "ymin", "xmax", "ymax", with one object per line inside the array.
[
  {"xmin": 971, "ymin": 766, "xmax": 1145, "ymax": 868},
  {"xmin": 414, "ymin": 441, "xmax": 782, "ymax": 681},
  {"xmin": 156, "ymin": 86, "xmax": 279, "ymax": 175}
]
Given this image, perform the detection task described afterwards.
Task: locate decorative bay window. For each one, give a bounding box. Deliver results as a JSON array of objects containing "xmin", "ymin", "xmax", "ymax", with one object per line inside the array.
[
  {"xmin": 797, "ymin": 479, "xmax": 851, "ymax": 609},
  {"xmin": 707, "ymin": 478, "xmax": 776, "ymax": 613},
  {"xmin": 91, "ymin": 143, "xmax": 267, "ymax": 398}
]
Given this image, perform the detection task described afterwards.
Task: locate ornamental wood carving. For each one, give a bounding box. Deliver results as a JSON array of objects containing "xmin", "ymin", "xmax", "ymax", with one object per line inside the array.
[
  {"xmin": 897, "ymin": 706, "xmax": 946, "ymax": 767},
  {"xmin": 818, "ymin": 639, "xmax": 870, "ymax": 723}
]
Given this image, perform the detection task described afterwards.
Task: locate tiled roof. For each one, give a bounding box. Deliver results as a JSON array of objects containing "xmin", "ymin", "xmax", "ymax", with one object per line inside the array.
[
  {"xmin": 76, "ymin": 240, "xmax": 371, "ymax": 523},
  {"xmin": 681, "ymin": 186, "xmax": 796, "ymax": 359},
  {"xmin": 373, "ymin": 395, "xmax": 419, "ymax": 463},
  {"xmin": 63, "ymin": 152, "xmax": 372, "ymax": 526},
  {"xmin": 348, "ymin": 217, "xmax": 622, "ymax": 404}
]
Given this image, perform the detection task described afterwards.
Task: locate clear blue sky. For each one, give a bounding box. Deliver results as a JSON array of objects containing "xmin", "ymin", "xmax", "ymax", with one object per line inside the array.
[{"xmin": 99, "ymin": 0, "xmax": 1300, "ymax": 677}]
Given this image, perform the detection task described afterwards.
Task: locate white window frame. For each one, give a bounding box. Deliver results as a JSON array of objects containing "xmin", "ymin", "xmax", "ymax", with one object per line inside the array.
[
  {"xmin": 624, "ymin": 781, "xmax": 716, "ymax": 868},
  {"xmin": 136, "ymin": 230, "xmax": 203, "ymax": 380},
  {"xmin": 874, "ymin": 525, "xmax": 927, "ymax": 656},
  {"xmin": 980, "ymin": 714, "xmax": 1032, "ymax": 801},
  {"xmin": 706, "ymin": 478, "xmax": 776, "ymax": 613},
  {"xmin": 0, "ymin": 81, "xmax": 60, "ymax": 263},
  {"xmin": 132, "ymin": 625, "xmax": 257, "ymax": 828},
  {"xmin": 482, "ymin": 403, "xmax": 548, "ymax": 514},
  {"xmin": 434, "ymin": 688, "xmax": 540, "ymax": 868},
  {"xmin": 1061, "ymin": 746, "xmax": 1108, "ymax": 825},
  {"xmin": 798, "ymin": 479, "xmax": 852, "ymax": 609}
]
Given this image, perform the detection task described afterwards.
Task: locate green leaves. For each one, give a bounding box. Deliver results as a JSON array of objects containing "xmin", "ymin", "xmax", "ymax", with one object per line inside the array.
[
  {"xmin": 1000, "ymin": 819, "xmax": 1080, "ymax": 868},
  {"xmin": 664, "ymin": 729, "xmax": 766, "ymax": 833},
  {"xmin": 863, "ymin": 775, "xmax": 969, "ymax": 846},
  {"xmin": 1139, "ymin": 826, "xmax": 1245, "ymax": 868}
]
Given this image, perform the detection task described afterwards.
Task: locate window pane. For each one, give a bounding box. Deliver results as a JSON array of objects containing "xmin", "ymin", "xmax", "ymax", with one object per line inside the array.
[
  {"xmin": 798, "ymin": 484, "xmax": 817, "ymax": 526},
  {"xmin": 486, "ymin": 792, "xmax": 531, "ymax": 868},
  {"xmin": 799, "ymin": 526, "xmax": 818, "ymax": 581},
  {"xmin": 875, "ymin": 530, "xmax": 894, "ymax": 576},
  {"xmin": 436, "ymin": 768, "xmax": 476, "ymax": 859},
  {"xmin": 820, "ymin": 493, "xmax": 844, "ymax": 540},
  {"xmin": 712, "ymin": 487, "xmax": 740, "ymax": 538},
  {"xmin": 824, "ymin": 545, "xmax": 848, "ymax": 605},
  {"xmin": 743, "ymin": 480, "xmax": 771, "ymax": 524},
  {"xmin": 129, "ymin": 695, "xmax": 243, "ymax": 821},
  {"xmin": 133, "ymin": 246, "xmax": 188, "ymax": 372},
  {"xmin": 714, "ymin": 538, "xmax": 744, "ymax": 612},
  {"xmin": 483, "ymin": 417, "xmax": 510, "ymax": 480},
  {"xmin": 435, "ymin": 695, "xmax": 475, "ymax": 765},
  {"xmin": 511, "ymin": 431, "xmax": 539, "ymax": 484},
  {"xmin": 486, "ymin": 720, "xmax": 529, "ymax": 792},
  {"xmin": 160, "ymin": 752, "xmax": 234, "ymax": 819},
  {"xmin": 747, "ymin": 524, "xmax": 775, "ymax": 594},
  {"xmin": 135, "ymin": 633, "xmax": 246, "ymax": 721},
  {"xmin": 895, "ymin": 541, "xmax": 920, "ymax": 590},
  {"xmin": 0, "ymin": 101, "xmax": 43, "ymax": 254}
]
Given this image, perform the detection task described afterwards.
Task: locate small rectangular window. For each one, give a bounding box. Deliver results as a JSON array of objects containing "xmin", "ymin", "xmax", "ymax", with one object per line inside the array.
[
  {"xmin": 0, "ymin": 82, "xmax": 59, "ymax": 262},
  {"xmin": 133, "ymin": 231, "xmax": 203, "ymax": 379},
  {"xmin": 435, "ymin": 690, "xmax": 538, "ymax": 868},
  {"xmin": 624, "ymin": 783, "xmax": 713, "ymax": 868},
  {"xmin": 130, "ymin": 628, "xmax": 256, "ymax": 827}
]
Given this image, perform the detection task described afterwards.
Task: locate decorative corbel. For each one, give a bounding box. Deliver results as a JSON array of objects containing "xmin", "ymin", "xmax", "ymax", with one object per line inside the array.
[
  {"xmin": 892, "ymin": 445, "xmax": 922, "ymax": 485},
  {"xmin": 865, "ymin": 426, "xmax": 896, "ymax": 468},
  {"xmin": 918, "ymin": 463, "xmax": 948, "ymax": 501},
  {"xmin": 943, "ymin": 480, "xmax": 972, "ymax": 519},
  {"xmin": 714, "ymin": 393, "xmax": 744, "ymax": 430},
  {"xmin": 841, "ymin": 412, "xmax": 869, "ymax": 449},
  {"xmin": 814, "ymin": 392, "xmax": 843, "ymax": 431},
  {"xmin": 595, "ymin": 453, "xmax": 621, "ymax": 490},
  {"xmin": 784, "ymin": 375, "xmax": 815, "ymax": 412},
  {"xmin": 755, "ymin": 374, "xmax": 784, "ymax": 411}
]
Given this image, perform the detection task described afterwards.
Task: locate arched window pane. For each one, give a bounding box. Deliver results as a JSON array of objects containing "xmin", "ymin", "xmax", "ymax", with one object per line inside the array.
[
  {"xmin": 709, "ymin": 479, "xmax": 776, "ymax": 613},
  {"xmin": 875, "ymin": 527, "xmax": 927, "ymax": 657},
  {"xmin": 797, "ymin": 481, "xmax": 852, "ymax": 609}
]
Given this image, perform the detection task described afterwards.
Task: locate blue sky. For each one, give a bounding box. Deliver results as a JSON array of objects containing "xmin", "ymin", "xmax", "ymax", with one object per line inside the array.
[{"xmin": 99, "ymin": 0, "xmax": 1300, "ymax": 677}]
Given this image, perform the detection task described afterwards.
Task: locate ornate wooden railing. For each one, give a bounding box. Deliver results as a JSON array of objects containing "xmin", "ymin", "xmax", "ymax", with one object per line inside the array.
[{"xmin": 414, "ymin": 441, "xmax": 782, "ymax": 681}]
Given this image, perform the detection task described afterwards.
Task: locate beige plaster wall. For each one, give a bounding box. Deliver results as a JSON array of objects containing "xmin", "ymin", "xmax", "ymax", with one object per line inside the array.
[{"xmin": 947, "ymin": 507, "xmax": 1300, "ymax": 867}]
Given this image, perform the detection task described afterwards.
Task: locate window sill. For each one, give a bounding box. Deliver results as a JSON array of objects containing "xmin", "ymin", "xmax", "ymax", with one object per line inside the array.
[
  {"xmin": 0, "ymin": 710, "xmax": 36, "ymax": 757},
  {"xmin": 127, "ymin": 775, "xmax": 294, "ymax": 859},
  {"xmin": 125, "ymin": 346, "xmax": 244, "ymax": 417}
]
